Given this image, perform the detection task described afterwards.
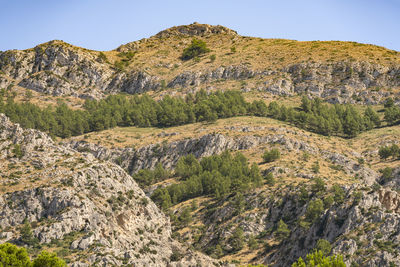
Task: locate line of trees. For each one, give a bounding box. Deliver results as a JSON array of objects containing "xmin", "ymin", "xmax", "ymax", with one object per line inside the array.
[
  {"xmin": 268, "ymin": 96, "xmax": 382, "ymax": 138},
  {"xmin": 0, "ymin": 88, "xmax": 397, "ymax": 139},
  {"xmin": 0, "ymin": 89, "xmax": 268, "ymax": 138},
  {"xmin": 151, "ymin": 151, "xmax": 262, "ymax": 210}
]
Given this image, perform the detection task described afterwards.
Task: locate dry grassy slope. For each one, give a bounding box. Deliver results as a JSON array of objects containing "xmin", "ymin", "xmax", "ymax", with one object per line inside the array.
[
  {"xmin": 68, "ymin": 114, "xmax": 392, "ymax": 182},
  {"xmin": 113, "ymin": 23, "xmax": 400, "ymax": 76}
]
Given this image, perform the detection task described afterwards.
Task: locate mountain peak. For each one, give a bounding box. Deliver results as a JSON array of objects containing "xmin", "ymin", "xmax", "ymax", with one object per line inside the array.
[{"xmin": 154, "ymin": 22, "xmax": 238, "ymax": 38}]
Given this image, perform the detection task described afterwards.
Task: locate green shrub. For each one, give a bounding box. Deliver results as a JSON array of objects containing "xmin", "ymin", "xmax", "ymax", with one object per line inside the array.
[
  {"xmin": 381, "ymin": 167, "xmax": 394, "ymax": 183},
  {"xmin": 332, "ymin": 184, "xmax": 345, "ymax": 204},
  {"xmin": 0, "ymin": 243, "xmax": 31, "ymax": 266},
  {"xmin": 315, "ymin": 239, "xmax": 332, "ymax": 256},
  {"xmin": 32, "ymin": 251, "xmax": 66, "ymax": 267},
  {"xmin": 12, "ymin": 144, "xmax": 24, "ymax": 159},
  {"xmin": 230, "ymin": 227, "xmax": 245, "ymax": 252},
  {"xmin": 262, "ymin": 149, "xmax": 281, "ymax": 163},
  {"xmin": 305, "ymin": 199, "xmax": 324, "ymax": 223},
  {"xmin": 312, "ymin": 178, "xmax": 326, "ymax": 194},
  {"xmin": 0, "ymin": 243, "xmax": 66, "ymax": 267},
  {"xmin": 264, "ymin": 171, "xmax": 275, "ymax": 186},
  {"xmin": 275, "ymin": 219, "xmax": 290, "ymax": 241},
  {"xmin": 292, "ymin": 250, "xmax": 345, "ymax": 267},
  {"xmin": 181, "ymin": 39, "xmax": 210, "ymax": 60}
]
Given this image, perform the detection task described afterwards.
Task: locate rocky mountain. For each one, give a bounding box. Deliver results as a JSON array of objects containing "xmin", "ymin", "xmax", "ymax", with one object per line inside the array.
[
  {"xmin": 0, "ymin": 23, "xmax": 399, "ymax": 104},
  {"xmin": 1, "ymin": 23, "xmax": 400, "ymax": 267},
  {"xmin": 0, "ymin": 114, "xmax": 219, "ymax": 266}
]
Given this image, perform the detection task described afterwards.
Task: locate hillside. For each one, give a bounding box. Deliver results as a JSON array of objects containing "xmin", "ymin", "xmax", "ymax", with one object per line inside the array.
[
  {"xmin": 0, "ymin": 23, "xmax": 400, "ymax": 267},
  {"xmin": 0, "ymin": 23, "xmax": 399, "ymax": 105}
]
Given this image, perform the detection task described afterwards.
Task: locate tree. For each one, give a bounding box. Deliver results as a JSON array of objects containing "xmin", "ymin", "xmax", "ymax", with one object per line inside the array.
[
  {"xmin": 214, "ymin": 244, "xmax": 224, "ymax": 258},
  {"xmin": 381, "ymin": 167, "xmax": 393, "ymax": 183},
  {"xmin": 0, "ymin": 243, "xmax": 31, "ymax": 267},
  {"xmin": 262, "ymin": 148, "xmax": 281, "ymax": 163},
  {"xmin": 389, "ymin": 144, "xmax": 400, "ymax": 159},
  {"xmin": 292, "ymin": 250, "xmax": 345, "ymax": 267},
  {"xmin": 20, "ymin": 220, "xmax": 38, "ymax": 246},
  {"xmin": 312, "ymin": 178, "xmax": 326, "ymax": 194},
  {"xmin": 264, "ymin": 171, "xmax": 275, "ymax": 186},
  {"xmin": 305, "ymin": 199, "xmax": 324, "ymax": 223},
  {"xmin": 178, "ymin": 207, "xmax": 192, "ymax": 226},
  {"xmin": 315, "ymin": 239, "xmax": 332, "ymax": 256},
  {"xmin": 32, "ymin": 251, "xmax": 66, "ymax": 267},
  {"xmin": 209, "ymin": 54, "xmax": 216, "ymax": 62},
  {"xmin": 175, "ymin": 154, "xmax": 202, "ymax": 179},
  {"xmin": 379, "ymin": 146, "xmax": 392, "ymax": 160},
  {"xmin": 0, "ymin": 243, "xmax": 66, "ymax": 267},
  {"xmin": 275, "ymin": 219, "xmax": 290, "ymax": 241},
  {"xmin": 181, "ymin": 39, "xmax": 210, "ymax": 60},
  {"xmin": 364, "ymin": 106, "xmax": 380, "ymax": 127},
  {"xmin": 12, "ymin": 144, "xmax": 24, "ymax": 159},
  {"xmin": 301, "ymin": 96, "xmax": 312, "ymax": 112},
  {"xmin": 248, "ymin": 235, "xmax": 258, "ymax": 250},
  {"xmin": 230, "ymin": 227, "xmax": 245, "ymax": 252}
]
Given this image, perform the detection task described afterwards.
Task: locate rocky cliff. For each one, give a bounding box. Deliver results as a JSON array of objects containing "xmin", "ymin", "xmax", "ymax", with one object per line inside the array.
[{"xmin": 0, "ymin": 114, "xmax": 219, "ymax": 266}]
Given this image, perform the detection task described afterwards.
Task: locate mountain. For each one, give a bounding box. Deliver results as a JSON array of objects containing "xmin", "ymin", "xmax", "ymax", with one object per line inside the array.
[
  {"xmin": 0, "ymin": 23, "xmax": 399, "ymax": 104},
  {"xmin": 0, "ymin": 23, "xmax": 400, "ymax": 266}
]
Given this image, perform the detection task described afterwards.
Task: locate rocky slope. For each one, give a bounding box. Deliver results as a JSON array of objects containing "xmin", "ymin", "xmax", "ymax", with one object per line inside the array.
[
  {"xmin": 1, "ymin": 23, "xmax": 399, "ymax": 104},
  {"xmin": 67, "ymin": 130, "xmax": 378, "ymax": 186},
  {"xmin": 0, "ymin": 114, "xmax": 219, "ymax": 266},
  {"xmin": 65, "ymin": 124, "xmax": 400, "ymax": 266}
]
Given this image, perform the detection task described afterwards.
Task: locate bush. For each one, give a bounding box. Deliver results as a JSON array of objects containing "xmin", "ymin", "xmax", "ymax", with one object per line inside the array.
[
  {"xmin": 12, "ymin": 144, "xmax": 24, "ymax": 159},
  {"xmin": 292, "ymin": 250, "xmax": 345, "ymax": 267},
  {"xmin": 315, "ymin": 239, "xmax": 332, "ymax": 256},
  {"xmin": 0, "ymin": 243, "xmax": 66, "ymax": 267},
  {"xmin": 264, "ymin": 171, "xmax": 275, "ymax": 186},
  {"xmin": 230, "ymin": 227, "xmax": 244, "ymax": 252},
  {"xmin": 332, "ymin": 184, "xmax": 345, "ymax": 204},
  {"xmin": 181, "ymin": 39, "xmax": 210, "ymax": 60},
  {"xmin": 262, "ymin": 149, "xmax": 281, "ymax": 163},
  {"xmin": 0, "ymin": 243, "xmax": 31, "ymax": 266},
  {"xmin": 275, "ymin": 219, "xmax": 290, "ymax": 241},
  {"xmin": 312, "ymin": 178, "xmax": 326, "ymax": 194},
  {"xmin": 32, "ymin": 251, "xmax": 66, "ymax": 267},
  {"xmin": 209, "ymin": 54, "xmax": 216, "ymax": 62},
  {"xmin": 381, "ymin": 167, "xmax": 394, "ymax": 183},
  {"xmin": 305, "ymin": 199, "xmax": 324, "ymax": 223},
  {"xmin": 379, "ymin": 146, "xmax": 392, "ymax": 160}
]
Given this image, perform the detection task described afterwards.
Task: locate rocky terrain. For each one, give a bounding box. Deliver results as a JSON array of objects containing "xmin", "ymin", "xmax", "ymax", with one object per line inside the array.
[
  {"xmin": 0, "ymin": 23, "xmax": 399, "ymax": 104},
  {"xmin": 63, "ymin": 120, "xmax": 400, "ymax": 266},
  {"xmin": 1, "ymin": 23, "xmax": 400, "ymax": 267},
  {"xmin": 0, "ymin": 114, "xmax": 219, "ymax": 266}
]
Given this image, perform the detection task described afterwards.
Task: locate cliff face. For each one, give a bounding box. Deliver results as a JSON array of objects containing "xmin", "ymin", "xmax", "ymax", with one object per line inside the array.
[
  {"xmin": 0, "ymin": 114, "xmax": 218, "ymax": 266},
  {"xmin": 0, "ymin": 41, "xmax": 159, "ymax": 99}
]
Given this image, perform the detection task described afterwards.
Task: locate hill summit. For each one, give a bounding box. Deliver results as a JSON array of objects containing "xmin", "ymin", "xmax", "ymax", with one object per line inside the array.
[{"xmin": 154, "ymin": 22, "xmax": 238, "ymax": 38}]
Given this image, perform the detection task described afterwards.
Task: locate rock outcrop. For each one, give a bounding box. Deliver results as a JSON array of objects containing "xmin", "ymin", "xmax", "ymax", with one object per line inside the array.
[
  {"xmin": 0, "ymin": 114, "xmax": 218, "ymax": 266},
  {"xmin": 67, "ymin": 132, "xmax": 378, "ymax": 186}
]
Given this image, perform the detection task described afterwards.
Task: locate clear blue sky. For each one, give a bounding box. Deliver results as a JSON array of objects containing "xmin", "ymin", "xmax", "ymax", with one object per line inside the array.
[{"xmin": 0, "ymin": 0, "xmax": 399, "ymax": 51}]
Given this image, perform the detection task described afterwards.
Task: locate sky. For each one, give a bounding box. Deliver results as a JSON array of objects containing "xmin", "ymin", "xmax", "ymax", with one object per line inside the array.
[{"xmin": 0, "ymin": 0, "xmax": 399, "ymax": 51}]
